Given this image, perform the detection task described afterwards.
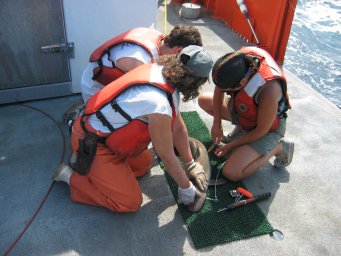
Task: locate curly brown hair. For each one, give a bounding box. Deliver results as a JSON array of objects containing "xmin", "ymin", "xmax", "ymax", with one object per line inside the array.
[
  {"xmin": 163, "ymin": 24, "xmax": 202, "ymax": 48},
  {"xmin": 157, "ymin": 55, "xmax": 207, "ymax": 102}
]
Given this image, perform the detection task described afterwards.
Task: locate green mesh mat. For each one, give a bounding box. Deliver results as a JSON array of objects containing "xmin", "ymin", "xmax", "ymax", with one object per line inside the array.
[{"xmin": 159, "ymin": 111, "xmax": 273, "ymax": 249}]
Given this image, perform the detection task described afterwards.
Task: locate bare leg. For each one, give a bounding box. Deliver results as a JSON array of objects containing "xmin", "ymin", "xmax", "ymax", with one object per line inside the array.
[
  {"xmin": 222, "ymin": 143, "xmax": 283, "ymax": 182},
  {"xmin": 198, "ymin": 92, "xmax": 231, "ymax": 121}
]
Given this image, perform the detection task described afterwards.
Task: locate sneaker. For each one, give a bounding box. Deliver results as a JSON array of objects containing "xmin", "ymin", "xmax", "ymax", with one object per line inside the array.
[
  {"xmin": 53, "ymin": 163, "xmax": 73, "ymax": 185},
  {"xmin": 221, "ymin": 125, "xmax": 245, "ymax": 143},
  {"xmin": 63, "ymin": 99, "xmax": 85, "ymax": 124},
  {"xmin": 274, "ymin": 140, "xmax": 295, "ymax": 168}
]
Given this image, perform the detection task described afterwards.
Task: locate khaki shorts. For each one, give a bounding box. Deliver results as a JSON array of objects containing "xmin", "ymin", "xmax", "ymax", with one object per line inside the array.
[
  {"xmin": 225, "ymin": 96, "xmax": 286, "ymax": 155},
  {"xmin": 248, "ymin": 118, "xmax": 286, "ymax": 155},
  {"xmin": 225, "ymin": 118, "xmax": 286, "ymax": 157}
]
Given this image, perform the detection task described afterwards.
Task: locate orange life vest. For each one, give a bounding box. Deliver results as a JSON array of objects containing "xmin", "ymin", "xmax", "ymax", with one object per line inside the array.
[
  {"xmin": 90, "ymin": 27, "xmax": 164, "ymax": 85},
  {"xmin": 82, "ymin": 64, "xmax": 176, "ymax": 157},
  {"xmin": 234, "ymin": 46, "xmax": 291, "ymax": 131}
]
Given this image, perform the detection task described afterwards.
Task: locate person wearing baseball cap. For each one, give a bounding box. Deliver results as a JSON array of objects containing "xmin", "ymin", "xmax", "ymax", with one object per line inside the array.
[
  {"xmin": 198, "ymin": 46, "xmax": 294, "ymax": 183},
  {"xmin": 54, "ymin": 45, "xmax": 213, "ymax": 213}
]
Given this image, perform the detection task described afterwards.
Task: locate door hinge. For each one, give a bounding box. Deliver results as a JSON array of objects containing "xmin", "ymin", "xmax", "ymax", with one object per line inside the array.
[{"xmin": 41, "ymin": 42, "xmax": 74, "ymax": 58}]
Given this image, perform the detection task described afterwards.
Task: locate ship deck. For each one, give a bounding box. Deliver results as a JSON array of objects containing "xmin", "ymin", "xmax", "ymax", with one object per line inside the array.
[{"xmin": 1, "ymin": 3, "xmax": 340, "ymax": 256}]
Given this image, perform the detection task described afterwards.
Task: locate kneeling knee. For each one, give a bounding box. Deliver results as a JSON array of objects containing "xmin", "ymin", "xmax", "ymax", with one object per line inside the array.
[
  {"xmin": 107, "ymin": 194, "xmax": 142, "ymax": 213},
  {"xmin": 125, "ymin": 200, "xmax": 142, "ymax": 212},
  {"xmin": 121, "ymin": 201, "xmax": 142, "ymax": 213},
  {"xmin": 223, "ymin": 171, "xmax": 242, "ymax": 182}
]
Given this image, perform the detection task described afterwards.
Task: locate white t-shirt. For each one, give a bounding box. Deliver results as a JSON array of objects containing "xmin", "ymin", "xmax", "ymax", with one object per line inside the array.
[
  {"xmin": 87, "ymin": 65, "xmax": 180, "ymax": 133},
  {"xmin": 88, "ymin": 86, "xmax": 180, "ymax": 133},
  {"xmin": 81, "ymin": 43, "xmax": 152, "ymax": 102}
]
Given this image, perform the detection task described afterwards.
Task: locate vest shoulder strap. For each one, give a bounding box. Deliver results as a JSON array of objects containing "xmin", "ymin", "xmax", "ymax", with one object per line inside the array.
[{"xmin": 84, "ymin": 64, "xmax": 175, "ymax": 115}]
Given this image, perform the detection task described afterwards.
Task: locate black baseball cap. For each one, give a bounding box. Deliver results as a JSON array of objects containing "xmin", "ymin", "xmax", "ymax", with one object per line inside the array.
[{"xmin": 212, "ymin": 51, "xmax": 247, "ymax": 89}]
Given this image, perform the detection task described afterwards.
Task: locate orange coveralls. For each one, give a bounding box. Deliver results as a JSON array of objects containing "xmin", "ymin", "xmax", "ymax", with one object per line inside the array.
[{"xmin": 69, "ymin": 116, "xmax": 153, "ymax": 212}]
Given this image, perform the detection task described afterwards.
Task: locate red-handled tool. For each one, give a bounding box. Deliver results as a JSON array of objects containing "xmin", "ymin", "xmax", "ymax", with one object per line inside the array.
[
  {"xmin": 218, "ymin": 192, "xmax": 271, "ymax": 212},
  {"xmin": 237, "ymin": 187, "xmax": 254, "ymax": 198}
]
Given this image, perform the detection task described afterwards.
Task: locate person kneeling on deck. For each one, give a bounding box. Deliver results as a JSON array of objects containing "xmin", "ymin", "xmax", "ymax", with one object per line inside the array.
[
  {"xmin": 198, "ymin": 46, "xmax": 294, "ymax": 182},
  {"xmin": 81, "ymin": 24, "xmax": 203, "ymax": 103},
  {"xmin": 64, "ymin": 24, "xmax": 203, "ymax": 126},
  {"xmin": 54, "ymin": 45, "xmax": 213, "ymax": 212}
]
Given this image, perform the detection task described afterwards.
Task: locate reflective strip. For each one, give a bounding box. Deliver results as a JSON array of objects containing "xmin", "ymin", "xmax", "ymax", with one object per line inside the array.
[{"xmin": 244, "ymin": 72, "xmax": 266, "ymax": 97}]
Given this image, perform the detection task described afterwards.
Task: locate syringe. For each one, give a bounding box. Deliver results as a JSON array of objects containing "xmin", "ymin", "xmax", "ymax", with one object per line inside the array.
[{"xmin": 236, "ymin": 0, "xmax": 260, "ymax": 45}]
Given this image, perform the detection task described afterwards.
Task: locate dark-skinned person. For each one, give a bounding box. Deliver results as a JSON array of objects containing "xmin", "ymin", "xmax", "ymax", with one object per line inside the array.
[
  {"xmin": 54, "ymin": 45, "xmax": 213, "ymax": 212},
  {"xmin": 198, "ymin": 46, "xmax": 294, "ymax": 182}
]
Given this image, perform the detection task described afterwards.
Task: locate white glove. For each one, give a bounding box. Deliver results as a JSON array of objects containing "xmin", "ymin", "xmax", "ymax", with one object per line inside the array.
[{"xmin": 178, "ymin": 182, "xmax": 196, "ymax": 205}]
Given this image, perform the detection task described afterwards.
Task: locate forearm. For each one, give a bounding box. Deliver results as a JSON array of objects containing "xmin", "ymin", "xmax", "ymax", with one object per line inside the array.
[
  {"xmin": 159, "ymin": 154, "xmax": 190, "ymax": 189},
  {"xmin": 172, "ymin": 115, "xmax": 192, "ymax": 163},
  {"xmin": 212, "ymin": 87, "xmax": 224, "ymax": 125},
  {"xmin": 148, "ymin": 113, "xmax": 190, "ymax": 189},
  {"xmin": 211, "ymin": 87, "xmax": 225, "ymax": 143}
]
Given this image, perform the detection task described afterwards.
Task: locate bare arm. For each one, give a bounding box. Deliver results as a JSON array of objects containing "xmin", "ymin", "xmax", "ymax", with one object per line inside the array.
[
  {"xmin": 212, "ymin": 86, "xmax": 225, "ymax": 143},
  {"xmin": 115, "ymin": 57, "xmax": 145, "ymax": 73},
  {"xmin": 148, "ymin": 113, "xmax": 190, "ymax": 189},
  {"xmin": 172, "ymin": 114, "xmax": 192, "ymax": 163}
]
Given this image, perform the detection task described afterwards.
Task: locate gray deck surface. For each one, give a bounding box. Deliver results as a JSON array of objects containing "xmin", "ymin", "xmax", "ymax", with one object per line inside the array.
[{"xmin": 1, "ymin": 3, "xmax": 340, "ymax": 256}]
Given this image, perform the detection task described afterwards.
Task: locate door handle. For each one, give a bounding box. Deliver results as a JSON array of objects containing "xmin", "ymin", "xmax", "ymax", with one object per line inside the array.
[{"xmin": 41, "ymin": 42, "xmax": 74, "ymax": 58}]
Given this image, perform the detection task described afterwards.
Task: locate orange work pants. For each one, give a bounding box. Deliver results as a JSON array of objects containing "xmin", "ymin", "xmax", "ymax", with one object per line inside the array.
[{"xmin": 69, "ymin": 117, "xmax": 153, "ymax": 212}]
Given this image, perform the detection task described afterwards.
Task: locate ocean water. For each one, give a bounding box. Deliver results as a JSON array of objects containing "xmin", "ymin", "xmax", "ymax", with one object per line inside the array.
[{"xmin": 284, "ymin": 0, "xmax": 341, "ymax": 108}]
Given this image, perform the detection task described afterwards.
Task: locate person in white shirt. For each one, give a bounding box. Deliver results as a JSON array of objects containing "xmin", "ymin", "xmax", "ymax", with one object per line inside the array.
[
  {"xmin": 54, "ymin": 45, "xmax": 214, "ymax": 213},
  {"xmin": 81, "ymin": 24, "xmax": 203, "ymax": 102}
]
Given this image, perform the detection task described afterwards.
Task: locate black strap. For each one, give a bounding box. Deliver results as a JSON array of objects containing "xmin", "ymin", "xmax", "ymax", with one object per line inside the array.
[
  {"xmin": 80, "ymin": 116, "xmax": 107, "ymax": 144},
  {"xmin": 278, "ymin": 97, "xmax": 289, "ymax": 119},
  {"xmin": 111, "ymin": 101, "xmax": 132, "ymax": 122},
  {"xmin": 106, "ymin": 50, "xmax": 116, "ymax": 68},
  {"xmin": 96, "ymin": 110, "xmax": 116, "ymax": 132},
  {"xmin": 277, "ymin": 79, "xmax": 290, "ymax": 118},
  {"xmin": 166, "ymin": 92, "xmax": 173, "ymax": 108},
  {"xmin": 92, "ymin": 59, "xmax": 103, "ymax": 81}
]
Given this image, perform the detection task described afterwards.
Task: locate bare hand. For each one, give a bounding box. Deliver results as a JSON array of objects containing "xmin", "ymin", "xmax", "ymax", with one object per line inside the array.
[
  {"xmin": 211, "ymin": 122, "xmax": 223, "ymax": 144},
  {"xmin": 215, "ymin": 143, "xmax": 234, "ymax": 157}
]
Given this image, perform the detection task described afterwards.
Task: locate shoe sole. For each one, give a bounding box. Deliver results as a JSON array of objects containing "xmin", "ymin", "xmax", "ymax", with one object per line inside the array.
[
  {"xmin": 221, "ymin": 131, "xmax": 245, "ymax": 144},
  {"xmin": 286, "ymin": 141, "xmax": 295, "ymax": 165},
  {"xmin": 52, "ymin": 163, "xmax": 66, "ymax": 180},
  {"xmin": 274, "ymin": 141, "xmax": 295, "ymax": 168}
]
